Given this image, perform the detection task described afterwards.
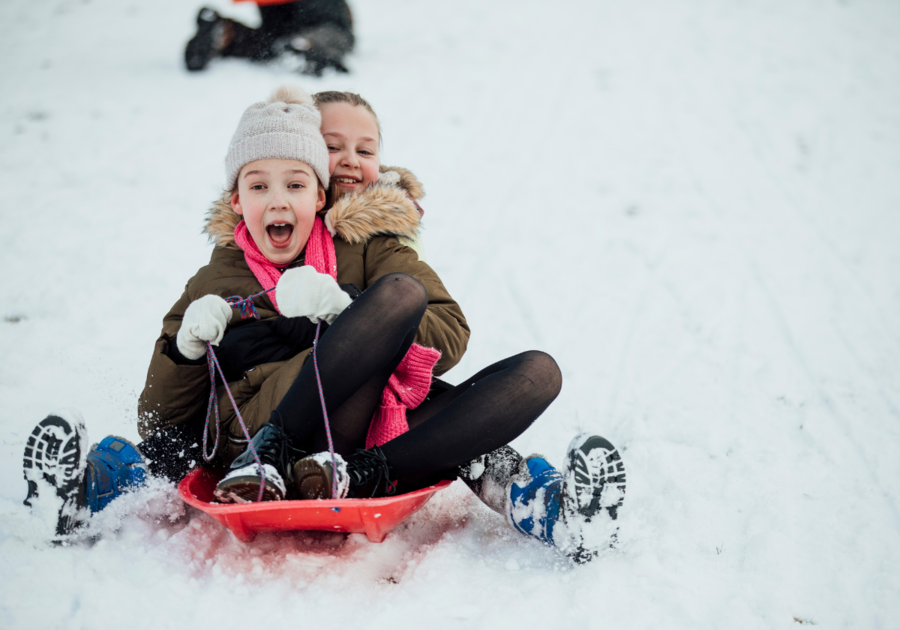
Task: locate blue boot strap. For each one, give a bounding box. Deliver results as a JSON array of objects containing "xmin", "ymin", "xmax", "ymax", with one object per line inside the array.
[
  {"xmin": 84, "ymin": 439, "xmax": 146, "ymax": 514},
  {"xmin": 95, "ymin": 437, "xmax": 144, "ymax": 465},
  {"xmin": 509, "ymin": 457, "xmax": 563, "ymax": 545}
]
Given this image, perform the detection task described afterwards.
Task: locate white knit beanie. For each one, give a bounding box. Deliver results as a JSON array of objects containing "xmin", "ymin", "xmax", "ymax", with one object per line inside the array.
[{"xmin": 225, "ymin": 85, "xmax": 330, "ymax": 190}]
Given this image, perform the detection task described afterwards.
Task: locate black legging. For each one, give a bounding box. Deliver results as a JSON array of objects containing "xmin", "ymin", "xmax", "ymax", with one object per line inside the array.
[{"xmin": 273, "ymin": 273, "xmax": 562, "ymax": 482}]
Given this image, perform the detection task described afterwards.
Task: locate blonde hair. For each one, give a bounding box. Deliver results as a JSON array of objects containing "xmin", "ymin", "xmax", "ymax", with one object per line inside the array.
[{"xmin": 313, "ymin": 91, "xmax": 382, "ymax": 145}]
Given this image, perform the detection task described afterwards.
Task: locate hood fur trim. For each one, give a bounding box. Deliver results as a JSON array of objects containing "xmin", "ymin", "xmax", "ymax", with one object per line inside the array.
[
  {"xmin": 205, "ymin": 194, "xmax": 242, "ymax": 250},
  {"xmin": 324, "ymin": 180, "xmax": 419, "ymax": 245},
  {"xmin": 204, "ymin": 166, "xmax": 425, "ymax": 249},
  {"xmin": 380, "ymin": 165, "xmax": 424, "ymax": 200}
]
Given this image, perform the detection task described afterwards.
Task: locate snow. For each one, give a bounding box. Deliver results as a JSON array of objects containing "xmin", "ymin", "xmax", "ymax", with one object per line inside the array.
[{"xmin": 2, "ymin": 0, "xmax": 900, "ymax": 627}]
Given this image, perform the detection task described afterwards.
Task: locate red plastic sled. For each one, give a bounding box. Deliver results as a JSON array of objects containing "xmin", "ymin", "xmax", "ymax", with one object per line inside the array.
[{"xmin": 178, "ymin": 467, "xmax": 451, "ymax": 543}]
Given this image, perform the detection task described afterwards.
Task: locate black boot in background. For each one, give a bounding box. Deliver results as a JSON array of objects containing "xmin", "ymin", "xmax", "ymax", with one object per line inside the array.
[{"xmin": 184, "ymin": 7, "xmax": 227, "ymax": 71}]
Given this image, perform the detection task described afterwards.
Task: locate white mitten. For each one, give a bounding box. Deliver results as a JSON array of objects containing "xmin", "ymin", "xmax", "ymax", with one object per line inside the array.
[
  {"xmin": 276, "ymin": 266, "xmax": 352, "ymax": 324},
  {"xmin": 176, "ymin": 294, "xmax": 233, "ymax": 360}
]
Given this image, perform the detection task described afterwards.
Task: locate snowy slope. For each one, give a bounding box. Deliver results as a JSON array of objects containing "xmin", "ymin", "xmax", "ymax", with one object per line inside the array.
[{"xmin": 2, "ymin": 0, "xmax": 899, "ymax": 627}]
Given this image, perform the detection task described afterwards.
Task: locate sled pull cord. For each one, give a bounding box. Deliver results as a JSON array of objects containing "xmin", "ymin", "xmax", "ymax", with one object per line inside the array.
[
  {"xmin": 201, "ymin": 287, "xmax": 340, "ymax": 507},
  {"xmin": 201, "ymin": 288, "xmax": 274, "ymax": 502},
  {"xmin": 311, "ymin": 322, "xmax": 341, "ymax": 508}
]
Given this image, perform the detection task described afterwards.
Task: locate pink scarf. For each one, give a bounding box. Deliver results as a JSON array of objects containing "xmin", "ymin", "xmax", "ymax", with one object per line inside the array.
[{"xmin": 234, "ymin": 217, "xmax": 440, "ymax": 448}]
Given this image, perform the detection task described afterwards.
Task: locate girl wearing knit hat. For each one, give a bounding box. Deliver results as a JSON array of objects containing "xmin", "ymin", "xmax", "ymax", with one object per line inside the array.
[
  {"xmin": 210, "ymin": 86, "xmax": 625, "ymax": 562},
  {"xmin": 23, "ymin": 86, "xmax": 626, "ymax": 563}
]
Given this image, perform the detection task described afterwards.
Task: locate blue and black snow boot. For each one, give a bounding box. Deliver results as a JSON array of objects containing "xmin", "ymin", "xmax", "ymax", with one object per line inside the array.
[
  {"xmin": 84, "ymin": 436, "xmax": 147, "ymax": 514},
  {"xmin": 508, "ymin": 434, "xmax": 627, "ymax": 563},
  {"xmin": 23, "ymin": 413, "xmax": 89, "ymax": 538},
  {"xmin": 23, "ymin": 414, "xmax": 148, "ymax": 540}
]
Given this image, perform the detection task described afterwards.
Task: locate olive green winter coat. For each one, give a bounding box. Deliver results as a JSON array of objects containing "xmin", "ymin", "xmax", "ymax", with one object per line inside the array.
[{"xmin": 137, "ymin": 168, "xmax": 469, "ymax": 446}]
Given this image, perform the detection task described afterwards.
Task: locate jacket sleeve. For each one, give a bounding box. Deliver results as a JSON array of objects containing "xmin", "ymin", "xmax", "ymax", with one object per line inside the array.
[
  {"xmin": 137, "ymin": 290, "xmax": 212, "ymax": 439},
  {"xmin": 363, "ymin": 237, "xmax": 470, "ymax": 375}
]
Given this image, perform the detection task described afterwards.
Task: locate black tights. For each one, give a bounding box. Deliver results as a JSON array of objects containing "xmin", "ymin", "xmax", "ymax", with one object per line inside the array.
[{"xmin": 273, "ymin": 273, "xmax": 562, "ymax": 482}]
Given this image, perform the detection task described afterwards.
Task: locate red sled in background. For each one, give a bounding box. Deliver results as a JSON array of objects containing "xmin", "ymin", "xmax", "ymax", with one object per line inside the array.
[
  {"xmin": 233, "ymin": 0, "xmax": 300, "ymax": 6},
  {"xmin": 178, "ymin": 467, "xmax": 452, "ymax": 543}
]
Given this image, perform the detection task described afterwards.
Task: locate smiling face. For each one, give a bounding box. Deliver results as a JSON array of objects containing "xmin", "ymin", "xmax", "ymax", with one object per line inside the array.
[
  {"xmin": 231, "ymin": 159, "xmax": 326, "ymax": 265},
  {"xmin": 320, "ymin": 102, "xmax": 381, "ymax": 196}
]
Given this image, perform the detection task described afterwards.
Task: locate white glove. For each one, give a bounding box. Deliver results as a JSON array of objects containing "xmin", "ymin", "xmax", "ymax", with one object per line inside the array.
[
  {"xmin": 176, "ymin": 294, "xmax": 233, "ymax": 360},
  {"xmin": 276, "ymin": 266, "xmax": 352, "ymax": 325}
]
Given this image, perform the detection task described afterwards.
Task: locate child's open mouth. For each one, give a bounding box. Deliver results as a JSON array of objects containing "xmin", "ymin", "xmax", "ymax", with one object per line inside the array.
[{"xmin": 266, "ymin": 223, "xmax": 293, "ymax": 246}]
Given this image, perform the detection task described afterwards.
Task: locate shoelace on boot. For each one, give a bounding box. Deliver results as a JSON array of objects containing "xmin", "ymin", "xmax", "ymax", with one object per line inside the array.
[
  {"xmin": 248, "ymin": 416, "xmax": 307, "ymax": 480},
  {"xmin": 347, "ymin": 446, "xmax": 396, "ymax": 498}
]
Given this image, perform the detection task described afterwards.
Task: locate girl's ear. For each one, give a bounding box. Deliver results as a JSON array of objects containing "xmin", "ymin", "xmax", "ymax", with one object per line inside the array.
[
  {"xmin": 231, "ymin": 191, "xmax": 243, "ymax": 216},
  {"xmin": 315, "ymin": 186, "xmax": 326, "ymax": 212}
]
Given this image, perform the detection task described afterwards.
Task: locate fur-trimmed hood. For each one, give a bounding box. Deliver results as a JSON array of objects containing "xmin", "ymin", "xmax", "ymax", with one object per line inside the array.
[{"xmin": 204, "ymin": 165, "xmax": 425, "ymax": 250}]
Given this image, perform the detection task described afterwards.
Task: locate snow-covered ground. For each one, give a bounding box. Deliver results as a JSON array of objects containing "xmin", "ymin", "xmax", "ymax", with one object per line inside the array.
[{"xmin": 2, "ymin": 0, "xmax": 899, "ymax": 627}]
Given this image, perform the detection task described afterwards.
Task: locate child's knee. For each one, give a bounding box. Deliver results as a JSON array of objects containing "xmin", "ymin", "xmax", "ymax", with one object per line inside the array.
[
  {"xmin": 372, "ymin": 272, "xmax": 427, "ymax": 315},
  {"xmin": 519, "ymin": 350, "xmax": 562, "ymax": 402}
]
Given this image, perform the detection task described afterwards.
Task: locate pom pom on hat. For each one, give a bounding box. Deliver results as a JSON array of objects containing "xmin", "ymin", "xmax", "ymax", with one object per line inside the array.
[
  {"xmin": 268, "ymin": 84, "xmax": 314, "ymax": 106},
  {"xmin": 225, "ymin": 84, "xmax": 329, "ymax": 190}
]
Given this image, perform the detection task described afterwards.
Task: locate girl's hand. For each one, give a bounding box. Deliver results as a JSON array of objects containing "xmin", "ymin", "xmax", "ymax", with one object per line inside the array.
[
  {"xmin": 276, "ymin": 266, "xmax": 352, "ymax": 325},
  {"xmin": 176, "ymin": 294, "xmax": 233, "ymax": 360}
]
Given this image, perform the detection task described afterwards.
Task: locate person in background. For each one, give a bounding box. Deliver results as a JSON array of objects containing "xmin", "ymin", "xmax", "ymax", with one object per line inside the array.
[{"xmin": 184, "ymin": 0, "xmax": 354, "ymax": 76}]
